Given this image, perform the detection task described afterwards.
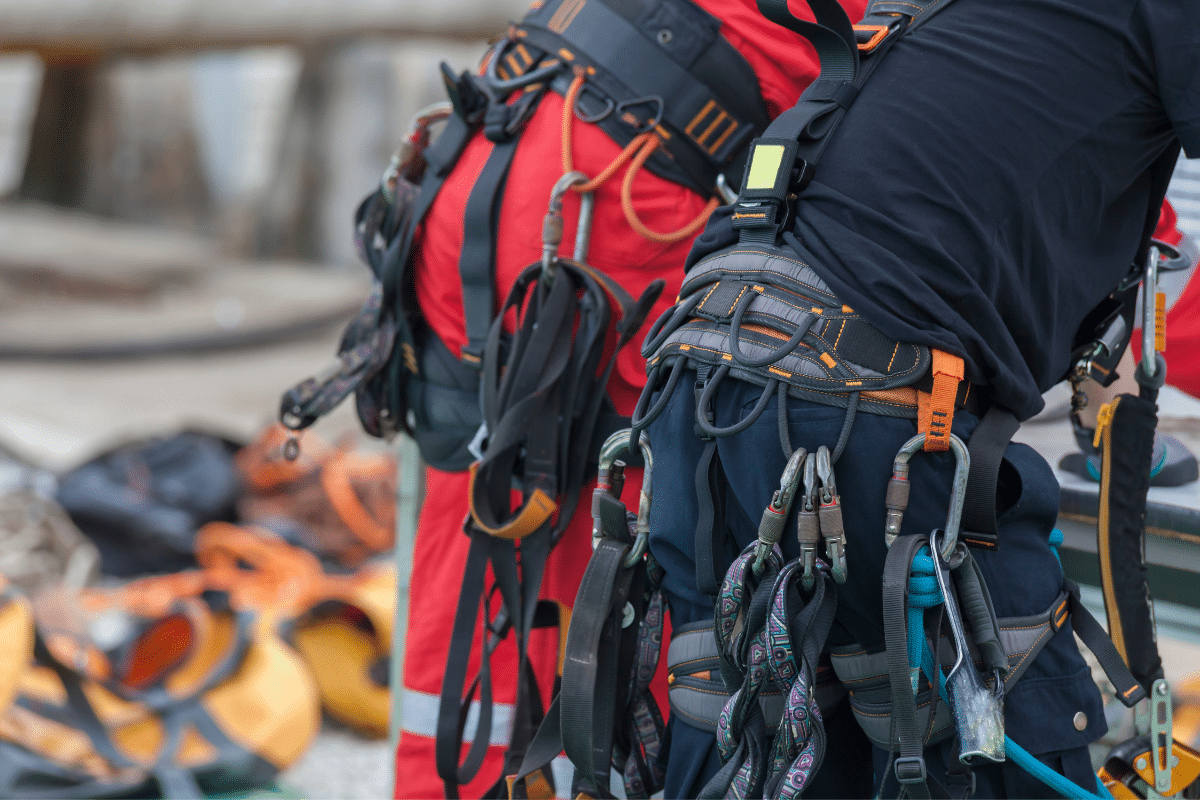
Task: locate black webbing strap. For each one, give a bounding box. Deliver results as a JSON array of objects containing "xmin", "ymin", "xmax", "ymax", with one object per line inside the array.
[
  {"xmin": 516, "ymin": 0, "xmax": 768, "ymax": 195},
  {"xmin": 1096, "ymin": 393, "xmax": 1164, "ymax": 693},
  {"xmin": 1064, "ymin": 580, "xmax": 1147, "ymax": 708},
  {"xmin": 959, "ymin": 406, "xmax": 1021, "ymax": 550},
  {"xmin": 560, "ymin": 536, "xmax": 635, "ymax": 795},
  {"xmin": 459, "ymin": 138, "xmax": 520, "ymax": 366},
  {"xmin": 694, "ymin": 439, "xmax": 730, "ymax": 597},
  {"xmin": 735, "ymin": 0, "xmax": 965, "ymax": 245},
  {"xmin": 883, "ymin": 534, "xmax": 932, "ymax": 799},
  {"xmin": 437, "ymin": 533, "xmax": 499, "ymax": 794}
]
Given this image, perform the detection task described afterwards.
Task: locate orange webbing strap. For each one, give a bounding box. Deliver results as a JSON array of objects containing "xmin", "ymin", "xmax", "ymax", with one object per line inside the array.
[
  {"xmin": 916, "ymin": 350, "xmax": 964, "ymax": 452},
  {"xmin": 467, "ymin": 463, "xmax": 558, "ymax": 540},
  {"xmin": 507, "ymin": 768, "xmax": 556, "ymax": 800},
  {"xmin": 560, "ymin": 71, "xmax": 718, "ymax": 244}
]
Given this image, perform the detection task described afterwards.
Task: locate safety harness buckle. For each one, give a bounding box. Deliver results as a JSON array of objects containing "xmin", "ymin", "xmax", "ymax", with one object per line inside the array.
[
  {"xmin": 894, "ymin": 755, "xmax": 928, "ymax": 785},
  {"xmin": 854, "ymin": 15, "xmax": 907, "ymax": 54}
]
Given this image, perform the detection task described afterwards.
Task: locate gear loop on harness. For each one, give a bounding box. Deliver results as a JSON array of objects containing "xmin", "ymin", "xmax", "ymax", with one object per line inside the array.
[
  {"xmin": 629, "ymin": 357, "xmax": 688, "ymax": 440},
  {"xmin": 695, "ymin": 364, "xmax": 780, "ymax": 439},
  {"xmin": 727, "ymin": 287, "xmax": 818, "ymax": 368}
]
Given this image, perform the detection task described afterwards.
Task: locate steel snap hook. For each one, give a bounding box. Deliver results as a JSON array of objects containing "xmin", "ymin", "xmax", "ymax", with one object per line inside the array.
[
  {"xmin": 797, "ymin": 451, "xmax": 820, "ymax": 591},
  {"xmin": 816, "ymin": 445, "xmax": 847, "ymax": 584}
]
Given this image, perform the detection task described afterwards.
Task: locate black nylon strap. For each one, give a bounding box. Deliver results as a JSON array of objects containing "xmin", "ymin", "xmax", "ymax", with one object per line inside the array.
[
  {"xmin": 561, "ymin": 536, "xmax": 632, "ymax": 794},
  {"xmin": 960, "ymin": 406, "xmax": 1020, "ymax": 550},
  {"xmin": 1097, "ymin": 393, "xmax": 1164, "ymax": 692},
  {"xmin": 436, "ymin": 533, "xmax": 496, "ymax": 795},
  {"xmin": 1064, "ymin": 580, "xmax": 1147, "ymax": 707},
  {"xmin": 694, "ymin": 440, "xmax": 729, "ymax": 597},
  {"xmin": 459, "ymin": 138, "xmax": 519, "ymax": 364},
  {"xmin": 883, "ymin": 534, "xmax": 932, "ymax": 799}
]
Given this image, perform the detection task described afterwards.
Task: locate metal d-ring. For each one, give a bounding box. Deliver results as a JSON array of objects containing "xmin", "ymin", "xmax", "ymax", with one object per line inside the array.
[
  {"xmin": 615, "ymin": 95, "xmax": 665, "ymax": 133},
  {"xmin": 573, "ymin": 82, "xmax": 616, "ymax": 124},
  {"xmin": 728, "ymin": 288, "xmax": 815, "ymax": 368}
]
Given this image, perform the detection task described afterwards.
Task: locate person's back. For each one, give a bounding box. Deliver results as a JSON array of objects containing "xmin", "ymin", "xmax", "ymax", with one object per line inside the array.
[{"xmin": 642, "ymin": 0, "xmax": 1199, "ymax": 796}]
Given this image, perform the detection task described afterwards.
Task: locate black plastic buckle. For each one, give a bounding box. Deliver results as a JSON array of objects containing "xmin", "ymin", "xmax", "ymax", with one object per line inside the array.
[
  {"xmin": 944, "ymin": 768, "xmax": 977, "ymax": 799},
  {"xmin": 894, "ymin": 756, "xmax": 928, "ymax": 785}
]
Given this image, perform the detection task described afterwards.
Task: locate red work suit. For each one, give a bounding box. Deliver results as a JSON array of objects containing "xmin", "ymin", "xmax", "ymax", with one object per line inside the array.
[
  {"xmin": 1130, "ymin": 200, "xmax": 1200, "ymax": 398},
  {"xmin": 396, "ymin": 2, "xmax": 867, "ymax": 796}
]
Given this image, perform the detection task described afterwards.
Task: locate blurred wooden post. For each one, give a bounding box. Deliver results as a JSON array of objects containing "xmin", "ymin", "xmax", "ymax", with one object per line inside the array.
[
  {"xmin": 17, "ymin": 62, "xmax": 97, "ymax": 206},
  {"xmin": 390, "ymin": 433, "xmax": 424, "ymax": 790}
]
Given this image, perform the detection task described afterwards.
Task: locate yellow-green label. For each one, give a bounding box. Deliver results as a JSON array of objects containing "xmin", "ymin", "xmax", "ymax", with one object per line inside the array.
[{"xmin": 745, "ymin": 144, "xmax": 785, "ymax": 191}]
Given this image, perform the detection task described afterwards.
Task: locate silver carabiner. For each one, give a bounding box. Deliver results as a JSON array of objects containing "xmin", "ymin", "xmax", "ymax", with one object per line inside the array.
[
  {"xmin": 797, "ymin": 452, "xmax": 820, "ymax": 591},
  {"xmin": 816, "ymin": 446, "xmax": 848, "ymax": 585},
  {"xmin": 885, "ymin": 432, "xmax": 970, "ymax": 560},
  {"xmin": 542, "ymin": 171, "xmax": 595, "ymax": 282},
  {"xmin": 752, "ymin": 447, "xmax": 807, "ymax": 576},
  {"xmin": 595, "ymin": 429, "xmax": 653, "ymax": 569}
]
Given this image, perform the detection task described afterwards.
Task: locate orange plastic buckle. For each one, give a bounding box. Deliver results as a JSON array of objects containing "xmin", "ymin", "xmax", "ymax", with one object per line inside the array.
[{"xmin": 854, "ymin": 24, "xmax": 891, "ymax": 53}]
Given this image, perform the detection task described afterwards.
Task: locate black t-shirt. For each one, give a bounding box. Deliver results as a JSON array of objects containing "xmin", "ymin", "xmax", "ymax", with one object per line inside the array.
[{"xmin": 691, "ymin": 0, "xmax": 1200, "ymax": 420}]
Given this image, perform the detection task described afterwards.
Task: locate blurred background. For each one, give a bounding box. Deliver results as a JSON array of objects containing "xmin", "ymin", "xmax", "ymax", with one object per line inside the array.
[
  {"xmin": 0, "ymin": 2, "xmax": 1198, "ymax": 799},
  {"xmin": 0, "ymin": 3, "xmax": 528, "ymax": 798}
]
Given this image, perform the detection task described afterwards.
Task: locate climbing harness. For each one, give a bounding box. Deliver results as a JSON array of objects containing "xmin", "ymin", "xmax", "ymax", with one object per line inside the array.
[
  {"xmin": 438, "ymin": 175, "xmax": 662, "ymax": 797},
  {"xmin": 622, "ymin": 0, "xmax": 1192, "ymax": 793},
  {"xmin": 276, "ymin": 0, "xmax": 777, "ymax": 792},
  {"xmin": 510, "ymin": 431, "xmax": 666, "ymax": 800},
  {"xmin": 281, "ymin": 0, "xmax": 771, "ymax": 471}
]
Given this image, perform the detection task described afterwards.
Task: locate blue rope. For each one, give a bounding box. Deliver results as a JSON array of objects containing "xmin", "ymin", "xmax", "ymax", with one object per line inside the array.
[
  {"xmin": 1048, "ymin": 527, "xmax": 1064, "ymax": 569},
  {"xmin": 907, "ymin": 546, "xmax": 941, "ymax": 675},
  {"xmin": 903, "ymin": 545, "xmax": 1113, "ymax": 800}
]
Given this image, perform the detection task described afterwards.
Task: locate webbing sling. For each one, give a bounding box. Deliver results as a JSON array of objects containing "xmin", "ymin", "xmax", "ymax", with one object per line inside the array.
[
  {"xmin": 513, "ymin": 0, "xmax": 769, "ymax": 197},
  {"xmin": 437, "ymin": 259, "xmax": 662, "ymax": 797}
]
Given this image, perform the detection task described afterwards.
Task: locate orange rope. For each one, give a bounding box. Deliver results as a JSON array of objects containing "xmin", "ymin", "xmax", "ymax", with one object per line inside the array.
[
  {"xmin": 621, "ymin": 135, "xmax": 720, "ymax": 244},
  {"xmin": 561, "ymin": 71, "xmax": 718, "ymax": 244}
]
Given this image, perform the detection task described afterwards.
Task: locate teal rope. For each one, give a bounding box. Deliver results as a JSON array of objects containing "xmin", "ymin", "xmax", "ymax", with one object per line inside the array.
[
  {"xmin": 904, "ymin": 544, "xmax": 1113, "ymax": 800},
  {"xmin": 1048, "ymin": 527, "xmax": 1064, "ymax": 569},
  {"xmin": 907, "ymin": 546, "xmax": 941, "ymax": 675}
]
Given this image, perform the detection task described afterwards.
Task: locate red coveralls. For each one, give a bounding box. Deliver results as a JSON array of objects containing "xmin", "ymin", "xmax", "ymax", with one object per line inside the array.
[
  {"xmin": 1130, "ymin": 201, "xmax": 1200, "ymax": 399},
  {"xmin": 397, "ymin": 2, "xmax": 866, "ymax": 795}
]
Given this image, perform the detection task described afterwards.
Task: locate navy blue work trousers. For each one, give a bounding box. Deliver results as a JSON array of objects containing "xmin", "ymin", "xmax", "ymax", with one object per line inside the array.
[{"xmin": 646, "ymin": 370, "xmax": 1106, "ymax": 798}]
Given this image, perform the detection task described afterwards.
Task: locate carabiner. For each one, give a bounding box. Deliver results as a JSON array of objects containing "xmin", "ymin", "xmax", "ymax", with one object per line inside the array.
[
  {"xmin": 797, "ymin": 452, "xmax": 820, "ymax": 591},
  {"xmin": 885, "ymin": 433, "xmax": 970, "ymax": 560},
  {"xmin": 594, "ymin": 429, "xmax": 654, "ymax": 569},
  {"xmin": 816, "ymin": 446, "xmax": 847, "ymax": 585},
  {"xmin": 752, "ymin": 448, "xmax": 807, "ymax": 576},
  {"xmin": 542, "ymin": 171, "xmax": 595, "ymax": 282}
]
